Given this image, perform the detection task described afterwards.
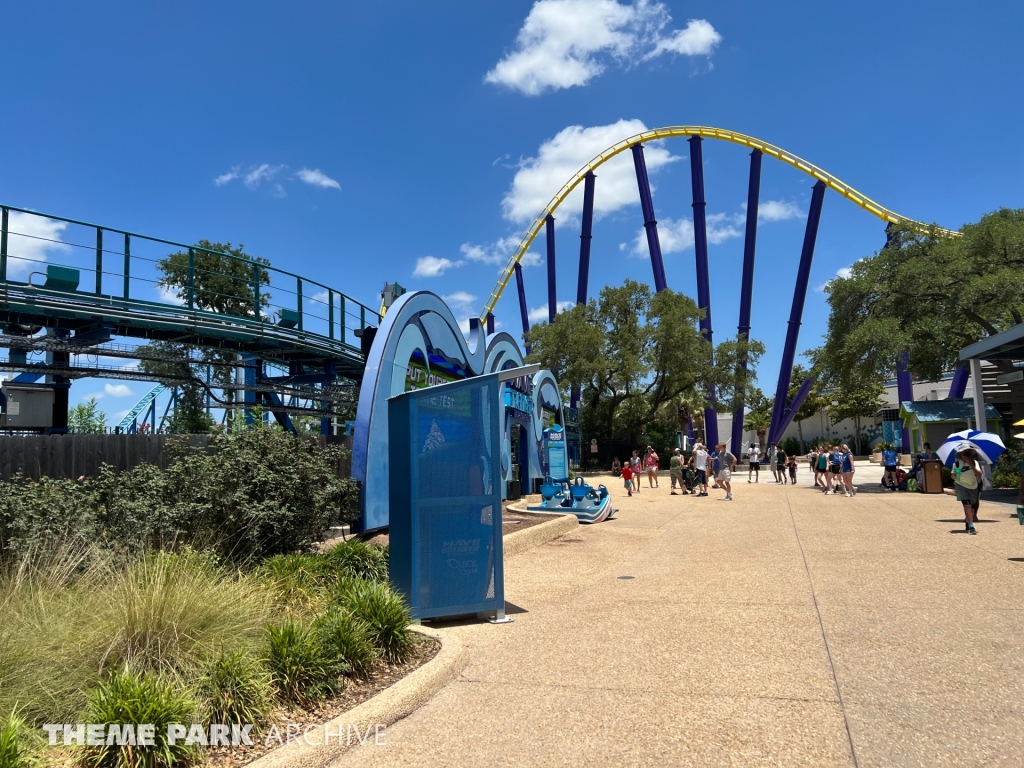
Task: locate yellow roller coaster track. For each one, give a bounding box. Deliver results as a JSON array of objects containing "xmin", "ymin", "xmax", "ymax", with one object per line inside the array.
[{"xmin": 481, "ymin": 125, "xmax": 957, "ymax": 321}]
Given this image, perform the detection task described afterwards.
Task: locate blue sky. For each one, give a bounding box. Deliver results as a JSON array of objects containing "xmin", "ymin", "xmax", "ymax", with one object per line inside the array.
[{"xmin": 1, "ymin": 0, "xmax": 1022, "ymax": 423}]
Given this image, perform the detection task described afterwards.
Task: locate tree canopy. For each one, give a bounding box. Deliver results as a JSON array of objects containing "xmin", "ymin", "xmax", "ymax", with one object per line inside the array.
[
  {"xmin": 158, "ymin": 240, "xmax": 270, "ymax": 318},
  {"xmin": 67, "ymin": 397, "xmax": 108, "ymax": 434},
  {"xmin": 815, "ymin": 208, "xmax": 1024, "ymax": 387},
  {"xmin": 525, "ymin": 279, "xmax": 763, "ymax": 444}
]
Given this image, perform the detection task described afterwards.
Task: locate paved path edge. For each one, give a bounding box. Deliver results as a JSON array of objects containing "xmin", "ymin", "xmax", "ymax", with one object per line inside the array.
[
  {"xmin": 503, "ymin": 510, "xmax": 579, "ymax": 558},
  {"xmin": 248, "ymin": 625, "xmax": 468, "ymax": 768}
]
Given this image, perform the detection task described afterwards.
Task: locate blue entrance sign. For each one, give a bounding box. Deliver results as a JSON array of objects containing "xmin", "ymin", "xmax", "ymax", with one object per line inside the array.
[{"xmin": 544, "ymin": 424, "xmax": 568, "ymax": 482}]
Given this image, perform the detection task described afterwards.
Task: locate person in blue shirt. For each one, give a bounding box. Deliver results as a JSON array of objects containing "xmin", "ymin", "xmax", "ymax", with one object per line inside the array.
[
  {"xmin": 710, "ymin": 449, "xmax": 721, "ymax": 489},
  {"xmin": 881, "ymin": 445, "xmax": 899, "ymax": 490},
  {"xmin": 840, "ymin": 443, "xmax": 856, "ymax": 496}
]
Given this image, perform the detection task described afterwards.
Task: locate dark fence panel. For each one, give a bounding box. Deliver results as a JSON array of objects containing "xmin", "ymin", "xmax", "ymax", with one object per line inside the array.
[{"xmin": 0, "ymin": 434, "xmax": 351, "ymax": 481}]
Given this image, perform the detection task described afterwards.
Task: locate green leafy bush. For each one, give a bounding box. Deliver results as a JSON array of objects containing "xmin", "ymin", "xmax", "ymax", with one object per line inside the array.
[
  {"xmin": 322, "ymin": 540, "xmax": 389, "ymax": 583},
  {"xmin": 83, "ymin": 667, "xmax": 197, "ymax": 768},
  {"xmin": 992, "ymin": 439, "xmax": 1024, "ymax": 489},
  {"xmin": 314, "ymin": 609, "xmax": 379, "ymax": 678},
  {"xmin": 332, "ymin": 580, "xmax": 413, "ymax": 664},
  {"xmin": 199, "ymin": 649, "xmax": 273, "ymax": 733},
  {"xmin": 264, "ymin": 621, "xmax": 346, "ymax": 706},
  {"xmin": 0, "ymin": 427, "xmax": 359, "ymax": 564}
]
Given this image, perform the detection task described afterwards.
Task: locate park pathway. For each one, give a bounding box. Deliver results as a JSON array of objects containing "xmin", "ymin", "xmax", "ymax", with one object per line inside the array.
[{"xmin": 334, "ymin": 464, "xmax": 1024, "ymax": 767}]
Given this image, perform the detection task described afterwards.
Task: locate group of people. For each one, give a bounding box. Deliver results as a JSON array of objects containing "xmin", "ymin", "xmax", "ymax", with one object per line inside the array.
[{"xmin": 611, "ymin": 447, "xmax": 661, "ymax": 496}]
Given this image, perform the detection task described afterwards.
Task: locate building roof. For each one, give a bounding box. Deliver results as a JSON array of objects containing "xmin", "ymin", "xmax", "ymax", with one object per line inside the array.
[
  {"xmin": 899, "ymin": 399, "xmax": 1001, "ymax": 423},
  {"xmin": 960, "ymin": 322, "xmax": 1024, "ymax": 361}
]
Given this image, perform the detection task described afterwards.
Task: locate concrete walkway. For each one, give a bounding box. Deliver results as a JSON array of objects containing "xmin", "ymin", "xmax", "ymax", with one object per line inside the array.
[{"xmin": 334, "ymin": 463, "xmax": 1024, "ymax": 767}]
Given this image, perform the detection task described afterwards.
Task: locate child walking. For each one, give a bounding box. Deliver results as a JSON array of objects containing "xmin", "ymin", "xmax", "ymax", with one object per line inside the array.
[
  {"xmin": 787, "ymin": 456, "xmax": 798, "ymax": 484},
  {"xmin": 622, "ymin": 463, "xmax": 634, "ymax": 497}
]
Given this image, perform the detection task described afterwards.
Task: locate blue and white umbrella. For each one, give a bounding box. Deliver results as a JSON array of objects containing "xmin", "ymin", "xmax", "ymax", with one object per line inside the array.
[{"xmin": 936, "ymin": 429, "xmax": 1006, "ymax": 467}]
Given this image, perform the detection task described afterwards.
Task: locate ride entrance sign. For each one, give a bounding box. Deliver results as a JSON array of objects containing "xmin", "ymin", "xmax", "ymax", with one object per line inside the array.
[
  {"xmin": 544, "ymin": 424, "xmax": 568, "ymax": 482},
  {"xmin": 388, "ymin": 365, "xmax": 536, "ymax": 622}
]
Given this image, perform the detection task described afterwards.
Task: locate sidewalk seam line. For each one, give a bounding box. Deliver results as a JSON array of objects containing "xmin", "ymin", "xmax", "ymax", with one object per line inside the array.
[{"xmin": 787, "ymin": 493, "xmax": 861, "ymax": 768}]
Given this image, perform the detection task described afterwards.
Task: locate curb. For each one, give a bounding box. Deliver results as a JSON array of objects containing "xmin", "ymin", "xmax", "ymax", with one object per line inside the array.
[
  {"xmin": 247, "ymin": 625, "xmax": 467, "ymax": 767},
  {"xmin": 503, "ymin": 511, "xmax": 579, "ymax": 559}
]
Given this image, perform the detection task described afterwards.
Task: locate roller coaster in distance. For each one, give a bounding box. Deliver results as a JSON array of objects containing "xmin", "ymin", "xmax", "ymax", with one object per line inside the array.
[
  {"xmin": 0, "ymin": 204, "xmax": 381, "ymax": 434},
  {"xmin": 480, "ymin": 126, "xmax": 959, "ymax": 454}
]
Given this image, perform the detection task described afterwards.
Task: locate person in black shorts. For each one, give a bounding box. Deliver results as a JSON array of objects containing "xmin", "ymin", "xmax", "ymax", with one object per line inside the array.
[
  {"xmin": 827, "ymin": 445, "xmax": 843, "ymax": 494},
  {"xmin": 747, "ymin": 443, "xmax": 761, "ymax": 483}
]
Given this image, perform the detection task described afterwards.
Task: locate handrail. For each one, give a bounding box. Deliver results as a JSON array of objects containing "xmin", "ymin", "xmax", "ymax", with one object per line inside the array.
[{"xmin": 480, "ymin": 125, "xmax": 959, "ymax": 320}]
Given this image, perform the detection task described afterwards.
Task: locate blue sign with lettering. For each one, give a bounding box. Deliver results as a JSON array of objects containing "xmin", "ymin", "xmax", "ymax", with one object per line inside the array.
[{"xmin": 544, "ymin": 424, "xmax": 568, "ymax": 481}]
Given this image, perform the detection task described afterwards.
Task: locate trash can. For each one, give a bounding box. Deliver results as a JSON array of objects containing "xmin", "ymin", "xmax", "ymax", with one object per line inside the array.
[{"xmin": 921, "ymin": 459, "xmax": 944, "ymax": 494}]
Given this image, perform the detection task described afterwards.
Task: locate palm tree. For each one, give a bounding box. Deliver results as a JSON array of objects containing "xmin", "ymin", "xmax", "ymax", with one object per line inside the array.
[{"xmin": 743, "ymin": 410, "xmax": 772, "ymax": 451}]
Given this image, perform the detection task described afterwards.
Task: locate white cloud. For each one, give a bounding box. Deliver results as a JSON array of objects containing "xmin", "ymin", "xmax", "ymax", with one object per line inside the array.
[
  {"xmin": 214, "ymin": 167, "xmax": 241, "ymax": 186},
  {"xmin": 104, "ymin": 383, "xmax": 135, "ymax": 398},
  {"xmin": 706, "ymin": 212, "xmax": 742, "ymax": 244},
  {"xmin": 643, "ymin": 19, "xmax": 721, "ymax": 59},
  {"xmin": 442, "ymin": 291, "xmax": 478, "ymax": 310},
  {"xmin": 413, "ymin": 256, "xmax": 463, "ymax": 278},
  {"xmin": 243, "ymin": 164, "xmax": 284, "ymax": 189},
  {"xmin": 816, "ymin": 266, "xmax": 854, "ymax": 293},
  {"xmin": 3, "ymin": 212, "xmax": 71, "ymax": 277},
  {"xmin": 296, "ymin": 168, "xmax": 341, "ymax": 190},
  {"xmin": 485, "ymin": 0, "xmax": 720, "ymax": 95},
  {"xmin": 459, "ymin": 236, "xmax": 538, "ymax": 270},
  {"xmin": 503, "ymin": 119, "xmax": 679, "ymax": 224},
  {"xmin": 630, "ymin": 214, "xmax": 742, "ymax": 256},
  {"xmin": 757, "ymin": 199, "xmax": 802, "ymax": 222},
  {"xmin": 528, "ymin": 301, "xmax": 575, "ymax": 322},
  {"xmin": 308, "ymin": 290, "xmax": 330, "ymax": 306}
]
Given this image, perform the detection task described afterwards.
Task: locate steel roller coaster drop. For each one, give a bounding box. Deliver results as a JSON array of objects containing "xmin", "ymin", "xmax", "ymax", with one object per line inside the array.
[{"xmin": 478, "ymin": 126, "xmax": 959, "ymax": 452}]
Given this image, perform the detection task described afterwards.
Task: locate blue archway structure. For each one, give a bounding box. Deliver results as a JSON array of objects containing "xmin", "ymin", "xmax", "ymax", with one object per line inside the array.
[
  {"xmin": 479, "ymin": 126, "xmax": 958, "ymax": 452},
  {"xmin": 350, "ymin": 291, "xmax": 563, "ymax": 532}
]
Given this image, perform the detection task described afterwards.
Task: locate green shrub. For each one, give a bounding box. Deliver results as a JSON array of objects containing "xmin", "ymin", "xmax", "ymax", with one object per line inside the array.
[
  {"xmin": 264, "ymin": 621, "xmax": 345, "ymax": 707},
  {"xmin": 332, "ymin": 580, "xmax": 413, "ymax": 664},
  {"xmin": 314, "ymin": 609, "xmax": 379, "ymax": 678},
  {"xmin": 322, "ymin": 540, "xmax": 389, "ymax": 583},
  {"xmin": 992, "ymin": 439, "xmax": 1024, "ymax": 489},
  {"xmin": 0, "ymin": 427, "xmax": 360, "ymax": 566},
  {"xmin": 83, "ymin": 667, "xmax": 197, "ymax": 768},
  {"xmin": 199, "ymin": 649, "xmax": 273, "ymax": 733}
]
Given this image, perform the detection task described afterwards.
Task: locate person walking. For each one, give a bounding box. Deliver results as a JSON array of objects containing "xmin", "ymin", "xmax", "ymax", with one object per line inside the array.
[
  {"xmin": 621, "ymin": 461, "xmax": 634, "ymax": 497},
  {"xmin": 881, "ymin": 444, "xmax": 899, "ymax": 490},
  {"xmin": 630, "ymin": 450, "xmax": 642, "ymax": 493},
  {"xmin": 710, "ymin": 447, "xmax": 721, "ymax": 489},
  {"xmin": 644, "ymin": 446, "xmax": 660, "ymax": 489},
  {"xmin": 827, "ymin": 445, "xmax": 844, "ymax": 494},
  {"xmin": 747, "ymin": 443, "xmax": 761, "ymax": 483},
  {"xmin": 840, "ymin": 443, "xmax": 856, "ymax": 496},
  {"xmin": 952, "ymin": 444, "xmax": 983, "ymax": 534},
  {"xmin": 787, "ymin": 455, "xmax": 798, "ymax": 484},
  {"xmin": 692, "ymin": 442, "xmax": 710, "ymax": 497},
  {"xmin": 767, "ymin": 443, "xmax": 780, "ymax": 483},
  {"xmin": 775, "ymin": 446, "xmax": 788, "ymax": 484},
  {"xmin": 669, "ymin": 448, "xmax": 683, "ymax": 495},
  {"xmin": 717, "ymin": 442, "xmax": 736, "ymax": 500},
  {"xmin": 815, "ymin": 447, "xmax": 829, "ymax": 488}
]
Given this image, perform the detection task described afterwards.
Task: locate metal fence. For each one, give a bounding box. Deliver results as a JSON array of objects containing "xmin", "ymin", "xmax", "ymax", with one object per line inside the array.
[{"xmin": 0, "ymin": 434, "xmax": 351, "ymax": 481}]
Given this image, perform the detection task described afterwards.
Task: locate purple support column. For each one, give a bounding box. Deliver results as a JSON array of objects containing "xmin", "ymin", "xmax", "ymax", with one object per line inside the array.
[
  {"xmin": 768, "ymin": 180, "xmax": 826, "ymax": 446},
  {"xmin": 577, "ymin": 171, "xmax": 595, "ymax": 305},
  {"xmin": 774, "ymin": 377, "xmax": 815, "ymax": 443},
  {"xmin": 514, "ymin": 262, "xmax": 530, "ymax": 354},
  {"xmin": 948, "ymin": 364, "xmax": 969, "ymax": 399},
  {"xmin": 689, "ymin": 136, "xmax": 718, "ymax": 447},
  {"xmin": 631, "ymin": 144, "xmax": 667, "ymax": 292},
  {"xmin": 486, "ymin": 312, "xmax": 495, "ymax": 335},
  {"xmin": 731, "ymin": 149, "xmax": 763, "ymax": 452},
  {"xmin": 546, "ymin": 214, "xmax": 557, "ymax": 323},
  {"xmin": 897, "ymin": 352, "xmax": 913, "ymax": 451}
]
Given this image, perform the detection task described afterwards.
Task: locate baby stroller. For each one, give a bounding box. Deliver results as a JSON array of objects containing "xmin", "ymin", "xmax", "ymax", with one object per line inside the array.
[
  {"xmin": 681, "ymin": 467, "xmax": 698, "ymax": 495},
  {"xmin": 893, "ymin": 467, "xmax": 909, "ymax": 492}
]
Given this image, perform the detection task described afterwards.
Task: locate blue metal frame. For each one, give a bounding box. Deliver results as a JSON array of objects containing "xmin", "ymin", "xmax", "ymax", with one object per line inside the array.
[
  {"xmin": 896, "ymin": 352, "xmax": 913, "ymax": 450},
  {"xmin": 732, "ymin": 149, "xmax": 762, "ymax": 451},
  {"xmin": 631, "ymin": 145, "xmax": 667, "ymax": 292},
  {"xmin": 948, "ymin": 364, "xmax": 969, "ymax": 399},
  {"xmin": 577, "ymin": 172, "xmax": 596, "ymax": 305},
  {"xmin": 773, "ymin": 377, "xmax": 814, "ymax": 442},
  {"xmin": 769, "ymin": 180, "xmax": 826, "ymax": 446}
]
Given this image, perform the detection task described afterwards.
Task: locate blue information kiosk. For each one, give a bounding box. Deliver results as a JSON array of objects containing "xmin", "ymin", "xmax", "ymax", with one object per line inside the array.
[{"xmin": 543, "ymin": 423, "xmax": 569, "ymax": 482}]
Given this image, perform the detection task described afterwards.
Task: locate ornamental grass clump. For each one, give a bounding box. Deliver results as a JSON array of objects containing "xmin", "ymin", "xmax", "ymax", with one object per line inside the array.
[
  {"xmin": 0, "ymin": 708, "xmax": 34, "ymax": 768},
  {"xmin": 264, "ymin": 621, "xmax": 347, "ymax": 707},
  {"xmin": 313, "ymin": 609, "xmax": 379, "ymax": 679},
  {"xmin": 83, "ymin": 667, "xmax": 198, "ymax": 768},
  {"xmin": 322, "ymin": 540, "xmax": 389, "ymax": 583},
  {"xmin": 198, "ymin": 649, "xmax": 274, "ymax": 735},
  {"xmin": 331, "ymin": 580, "xmax": 413, "ymax": 664}
]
